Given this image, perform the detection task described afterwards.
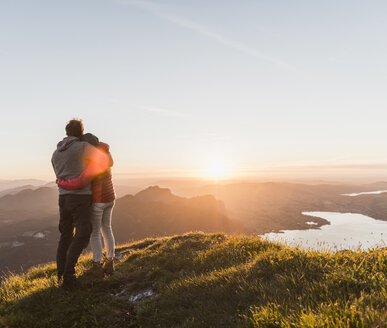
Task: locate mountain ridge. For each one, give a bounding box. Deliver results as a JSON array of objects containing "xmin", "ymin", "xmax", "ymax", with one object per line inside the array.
[{"xmin": 0, "ymin": 186, "xmax": 244, "ymax": 274}]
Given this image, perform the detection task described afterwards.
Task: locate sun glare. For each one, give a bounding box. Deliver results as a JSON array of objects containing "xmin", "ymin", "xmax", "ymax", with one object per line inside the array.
[{"xmin": 204, "ymin": 160, "xmax": 229, "ymax": 180}]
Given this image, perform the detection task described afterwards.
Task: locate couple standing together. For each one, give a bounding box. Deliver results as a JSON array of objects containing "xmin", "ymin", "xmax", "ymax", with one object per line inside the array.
[{"xmin": 51, "ymin": 119, "xmax": 116, "ymax": 289}]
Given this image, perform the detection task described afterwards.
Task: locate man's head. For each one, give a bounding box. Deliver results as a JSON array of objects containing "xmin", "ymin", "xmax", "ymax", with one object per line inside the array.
[{"xmin": 65, "ymin": 119, "xmax": 84, "ymax": 138}]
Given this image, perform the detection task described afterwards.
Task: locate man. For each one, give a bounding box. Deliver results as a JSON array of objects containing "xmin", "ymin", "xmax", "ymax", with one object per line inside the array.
[{"xmin": 51, "ymin": 119, "xmax": 108, "ymax": 289}]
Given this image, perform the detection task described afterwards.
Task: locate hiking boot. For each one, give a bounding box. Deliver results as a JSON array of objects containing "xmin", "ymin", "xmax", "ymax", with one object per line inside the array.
[
  {"xmin": 62, "ymin": 276, "xmax": 83, "ymax": 290},
  {"xmin": 83, "ymin": 261, "xmax": 104, "ymax": 279},
  {"xmin": 102, "ymin": 258, "xmax": 115, "ymax": 275}
]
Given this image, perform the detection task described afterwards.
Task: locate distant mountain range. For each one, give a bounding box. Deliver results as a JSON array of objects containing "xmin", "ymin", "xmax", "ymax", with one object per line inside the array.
[
  {"xmin": 0, "ymin": 185, "xmax": 246, "ymax": 274},
  {"xmin": 0, "ymin": 179, "xmax": 48, "ymax": 192},
  {"xmin": 168, "ymin": 181, "xmax": 387, "ymax": 232},
  {"xmin": 112, "ymin": 186, "xmax": 245, "ymax": 242},
  {"xmin": 1, "ymin": 180, "xmax": 387, "ymax": 275},
  {"xmin": 0, "ymin": 185, "xmax": 39, "ymax": 198},
  {"xmin": 0, "ymin": 187, "xmax": 58, "ymax": 222}
]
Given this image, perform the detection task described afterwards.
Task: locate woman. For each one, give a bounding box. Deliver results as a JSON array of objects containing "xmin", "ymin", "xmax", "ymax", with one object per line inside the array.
[{"xmin": 57, "ymin": 133, "xmax": 116, "ymax": 277}]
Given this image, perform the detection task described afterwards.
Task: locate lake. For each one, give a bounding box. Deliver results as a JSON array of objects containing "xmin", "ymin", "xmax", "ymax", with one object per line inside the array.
[
  {"xmin": 343, "ymin": 190, "xmax": 387, "ymax": 196},
  {"xmin": 263, "ymin": 211, "xmax": 387, "ymax": 251}
]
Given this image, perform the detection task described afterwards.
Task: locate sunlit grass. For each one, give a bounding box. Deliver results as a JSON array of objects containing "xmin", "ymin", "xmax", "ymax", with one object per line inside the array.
[{"xmin": 0, "ymin": 233, "xmax": 386, "ymax": 327}]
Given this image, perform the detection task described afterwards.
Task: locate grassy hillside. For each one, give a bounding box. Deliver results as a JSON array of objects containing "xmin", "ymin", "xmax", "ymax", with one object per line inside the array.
[{"xmin": 0, "ymin": 233, "xmax": 385, "ymax": 328}]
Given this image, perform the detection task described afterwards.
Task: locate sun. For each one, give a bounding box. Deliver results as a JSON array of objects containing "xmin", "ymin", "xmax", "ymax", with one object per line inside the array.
[{"xmin": 203, "ymin": 160, "xmax": 229, "ymax": 180}]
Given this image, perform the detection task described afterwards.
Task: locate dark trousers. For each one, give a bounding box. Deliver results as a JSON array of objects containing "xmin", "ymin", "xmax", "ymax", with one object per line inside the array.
[{"xmin": 57, "ymin": 194, "xmax": 92, "ymax": 280}]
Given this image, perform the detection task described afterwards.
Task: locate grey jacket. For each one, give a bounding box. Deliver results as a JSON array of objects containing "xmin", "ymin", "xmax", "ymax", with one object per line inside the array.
[{"xmin": 51, "ymin": 136, "xmax": 96, "ymax": 195}]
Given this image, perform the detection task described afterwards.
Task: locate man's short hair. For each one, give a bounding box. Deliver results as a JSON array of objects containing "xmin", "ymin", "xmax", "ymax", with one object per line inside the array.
[{"xmin": 65, "ymin": 119, "xmax": 84, "ymax": 138}]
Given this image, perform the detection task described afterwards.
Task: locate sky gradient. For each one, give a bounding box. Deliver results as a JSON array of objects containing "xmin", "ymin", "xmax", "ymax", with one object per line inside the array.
[{"xmin": 1, "ymin": 0, "xmax": 387, "ymax": 181}]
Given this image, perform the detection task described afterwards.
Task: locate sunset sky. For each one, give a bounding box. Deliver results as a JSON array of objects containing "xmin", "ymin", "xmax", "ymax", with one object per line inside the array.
[{"xmin": 1, "ymin": 0, "xmax": 387, "ymax": 181}]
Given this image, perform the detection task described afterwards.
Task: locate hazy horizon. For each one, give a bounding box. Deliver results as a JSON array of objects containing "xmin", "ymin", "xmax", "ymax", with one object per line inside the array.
[{"xmin": 3, "ymin": 169, "xmax": 387, "ymax": 187}]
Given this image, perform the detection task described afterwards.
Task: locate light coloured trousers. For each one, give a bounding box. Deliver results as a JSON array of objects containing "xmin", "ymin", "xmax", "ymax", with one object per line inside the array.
[{"xmin": 90, "ymin": 201, "xmax": 115, "ymax": 263}]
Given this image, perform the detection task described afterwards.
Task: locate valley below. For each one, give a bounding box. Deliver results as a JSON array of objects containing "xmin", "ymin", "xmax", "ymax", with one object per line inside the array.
[{"xmin": 0, "ymin": 180, "xmax": 387, "ymax": 276}]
